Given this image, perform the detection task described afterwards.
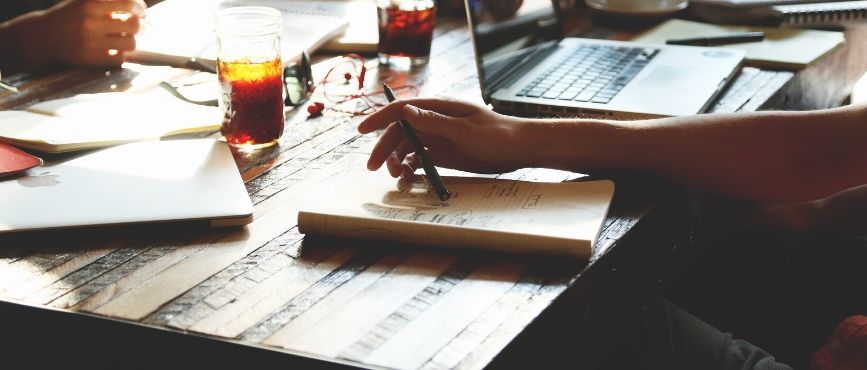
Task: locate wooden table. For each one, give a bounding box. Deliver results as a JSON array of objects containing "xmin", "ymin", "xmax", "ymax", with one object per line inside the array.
[{"xmin": 1, "ymin": 7, "xmax": 865, "ymax": 369}]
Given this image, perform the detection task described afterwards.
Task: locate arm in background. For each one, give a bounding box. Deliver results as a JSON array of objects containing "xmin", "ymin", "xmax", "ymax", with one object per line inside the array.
[{"xmin": 0, "ymin": 0, "xmax": 145, "ymax": 73}]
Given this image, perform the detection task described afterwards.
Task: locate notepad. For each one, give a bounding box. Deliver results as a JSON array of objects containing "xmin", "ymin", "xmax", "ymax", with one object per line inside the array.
[
  {"xmin": 298, "ymin": 171, "xmax": 615, "ymax": 258},
  {"xmin": 129, "ymin": 0, "xmax": 350, "ymax": 68},
  {"xmin": 633, "ymin": 19, "xmax": 845, "ymax": 70},
  {"xmin": 0, "ymin": 90, "xmax": 221, "ymax": 153}
]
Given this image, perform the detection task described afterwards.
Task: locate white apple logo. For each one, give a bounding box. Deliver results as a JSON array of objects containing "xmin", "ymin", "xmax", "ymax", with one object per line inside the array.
[{"xmin": 17, "ymin": 171, "xmax": 61, "ymax": 188}]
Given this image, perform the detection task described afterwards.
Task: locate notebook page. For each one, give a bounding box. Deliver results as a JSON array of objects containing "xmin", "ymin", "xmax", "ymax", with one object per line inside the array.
[
  {"xmin": 298, "ymin": 171, "xmax": 614, "ymax": 257},
  {"xmin": 27, "ymin": 90, "xmax": 220, "ymax": 133},
  {"xmin": 132, "ymin": 0, "xmax": 349, "ymax": 64},
  {"xmin": 0, "ymin": 90, "xmax": 221, "ymax": 152}
]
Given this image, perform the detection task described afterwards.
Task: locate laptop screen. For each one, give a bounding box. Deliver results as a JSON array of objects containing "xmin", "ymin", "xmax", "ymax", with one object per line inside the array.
[{"xmin": 465, "ymin": 0, "xmax": 563, "ymax": 102}]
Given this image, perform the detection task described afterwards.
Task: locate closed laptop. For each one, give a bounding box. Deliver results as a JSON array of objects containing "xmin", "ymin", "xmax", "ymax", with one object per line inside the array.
[{"xmin": 0, "ymin": 139, "xmax": 253, "ymax": 233}]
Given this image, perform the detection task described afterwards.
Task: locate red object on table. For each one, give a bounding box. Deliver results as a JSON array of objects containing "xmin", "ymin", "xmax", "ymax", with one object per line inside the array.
[{"xmin": 0, "ymin": 142, "xmax": 42, "ymax": 177}]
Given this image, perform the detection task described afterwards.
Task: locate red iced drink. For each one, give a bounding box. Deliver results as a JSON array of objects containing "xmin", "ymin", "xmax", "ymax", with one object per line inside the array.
[
  {"xmin": 218, "ymin": 58, "xmax": 284, "ymax": 147},
  {"xmin": 377, "ymin": 1, "xmax": 436, "ymax": 65}
]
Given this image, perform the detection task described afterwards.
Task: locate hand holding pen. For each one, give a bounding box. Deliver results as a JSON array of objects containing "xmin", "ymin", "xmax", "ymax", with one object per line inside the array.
[
  {"xmin": 382, "ymin": 83, "xmax": 451, "ymax": 201},
  {"xmin": 358, "ymin": 97, "xmax": 532, "ymax": 184}
]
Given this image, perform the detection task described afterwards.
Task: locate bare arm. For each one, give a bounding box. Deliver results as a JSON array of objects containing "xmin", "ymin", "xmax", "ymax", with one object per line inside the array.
[
  {"xmin": 0, "ymin": 0, "xmax": 145, "ymax": 72},
  {"xmin": 528, "ymin": 103, "xmax": 867, "ymax": 202},
  {"xmin": 358, "ymin": 99, "xmax": 867, "ymax": 203}
]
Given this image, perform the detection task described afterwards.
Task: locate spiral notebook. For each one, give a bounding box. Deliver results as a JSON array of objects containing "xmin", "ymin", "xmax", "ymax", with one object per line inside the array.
[{"xmin": 690, "ymin": 0, "xmax": 867, "ymax": 27}]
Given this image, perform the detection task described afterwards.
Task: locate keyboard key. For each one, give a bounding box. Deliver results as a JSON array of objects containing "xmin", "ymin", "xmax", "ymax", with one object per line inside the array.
[
  {"xmin": 558, "ymin": 91, "xmax": 580, "ymax": 100},
  {"xmin": 575, "ymin": 91, "xmax": 596, "ymax": 102}
]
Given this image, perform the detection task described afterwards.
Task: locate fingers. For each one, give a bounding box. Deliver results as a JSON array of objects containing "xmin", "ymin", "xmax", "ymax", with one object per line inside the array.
[
  {"xmin": 85, "ymin": 0, "xmax": 147, "ymax": 18},
  {"xmin": 77, "ymin": 47, "xmax": 127, "ymax": 66},
  {"xmin": 364, "ymin": 104, "xmax": 462, "ymax": 168},
  {"xmin": 101, "ymin": 34, "xmax": 137, "ymax": 51},
  {"xmin": 98, "ymin": 15, "xmax": 142, "ymax": 35},
  {"xmin": 384, "ymin": 142, "xmax": 413, "ymax": 177},
  {"xmin": 368, "ymin": 122, "xmax": 406, "ymax": 171},
  {"xmin": 400, "ymin": 105, "xmax": 459, "ymax": 138},
  {"xmin": 400, "ymin": 153, "xmax": 420, "ymax": 182},
  {"xmin": 358, "ymin": 98, "xmax": 479, "ymax": 133}
]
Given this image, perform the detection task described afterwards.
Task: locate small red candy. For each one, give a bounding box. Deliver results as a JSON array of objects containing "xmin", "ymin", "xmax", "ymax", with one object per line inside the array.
[{"xmin": 307, "ymin": 101, "xmax": 326, "ymax": 116}]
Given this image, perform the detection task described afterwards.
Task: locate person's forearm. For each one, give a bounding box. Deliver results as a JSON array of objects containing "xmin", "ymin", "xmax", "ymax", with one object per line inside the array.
[
  {"xmin": 0, "ymin": 10, "xmax": 50, "ymax": 73},
  {"xmin": 0, "ymin": 19, "xmax": 23, "ymax": 71},
  {"xmin": 521, "ymin": 104, "xmax": 867, "ymax": 203}
]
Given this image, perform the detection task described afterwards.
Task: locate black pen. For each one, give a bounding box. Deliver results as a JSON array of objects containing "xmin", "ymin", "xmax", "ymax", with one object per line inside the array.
[
  {"xmin": 666, "ymin": 32, "xmax": 765, "ymax": 46},
  {"xmin": 382, "ymin": 83, "xmax": 451, "ymax": 201}
]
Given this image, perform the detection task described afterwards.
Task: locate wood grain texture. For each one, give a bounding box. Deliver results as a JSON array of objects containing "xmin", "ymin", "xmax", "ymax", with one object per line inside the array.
[
  {"xmin": 263, "ymin": 251, "xmax": 461, "ymax": 358},
  {"xmin": 1, "ymin": 12, "xmax": 864, "ymax": 370}
]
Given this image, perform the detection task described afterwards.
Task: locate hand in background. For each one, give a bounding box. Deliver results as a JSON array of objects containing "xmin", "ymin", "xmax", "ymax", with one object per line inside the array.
[
  {"xmin": 2, "ymin": 0, "xmax": 146, "ymax": 70},
  {"xmin": 358, "ymin": 98, "xmax": 533, "ymax": 180}
]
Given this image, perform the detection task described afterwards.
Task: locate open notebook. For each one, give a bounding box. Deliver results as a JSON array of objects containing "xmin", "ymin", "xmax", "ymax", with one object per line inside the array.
[
  {"xmin": 298, "ymin": 171, "xmax": 615, "ymax": 258},
  {"xmin": 128, "ymin": 0, "xmax": 351, "ymax": 69},
  {"xmin": 0, "ymin": 90, "xmax": 221, "ymax": 153}
]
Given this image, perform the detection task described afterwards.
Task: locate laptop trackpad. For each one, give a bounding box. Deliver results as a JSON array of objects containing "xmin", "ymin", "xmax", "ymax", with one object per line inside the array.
[{"xmin": 640, "ymin": 66, "xmax": 716, "ymax": 93}]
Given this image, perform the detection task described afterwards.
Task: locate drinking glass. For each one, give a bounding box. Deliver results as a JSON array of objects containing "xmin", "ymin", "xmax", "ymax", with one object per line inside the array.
[
  {"xmin": 376, "ymin": 0, "xmax": 437, "ymax": 67},
  {"xmin": 216, "ymin": 6, "xmax": 284, "ymax": 148}
]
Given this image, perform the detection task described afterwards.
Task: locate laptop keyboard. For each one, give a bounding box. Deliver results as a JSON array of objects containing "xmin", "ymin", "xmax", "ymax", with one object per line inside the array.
[{"xmin": 517, "ymin": 45, "xmax": 659, "ymax": 104}]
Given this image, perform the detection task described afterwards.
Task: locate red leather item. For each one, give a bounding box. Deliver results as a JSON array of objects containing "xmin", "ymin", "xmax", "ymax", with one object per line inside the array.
[
  {"xmin": 0, "ymin": 142, "xmax": 42, "ymax": 177},
  {"xmin": 812, "ymin": 316, "xmax": 867, "ymax": 370}
]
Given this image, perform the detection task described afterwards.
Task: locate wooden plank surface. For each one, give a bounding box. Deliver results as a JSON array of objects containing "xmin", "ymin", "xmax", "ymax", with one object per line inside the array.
[{"xmin": 2, "ymin": 11, "xmax": 863, "ymax": 370}]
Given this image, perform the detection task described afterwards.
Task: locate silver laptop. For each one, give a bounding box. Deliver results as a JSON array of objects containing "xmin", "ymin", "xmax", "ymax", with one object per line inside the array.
[
  {"xmin": 466, "ymin": 0, "xmax": 745, "ymax": 119},
  {"xmin": 0, "ymin": 139, "xmax": 253, "ymax": 233}
]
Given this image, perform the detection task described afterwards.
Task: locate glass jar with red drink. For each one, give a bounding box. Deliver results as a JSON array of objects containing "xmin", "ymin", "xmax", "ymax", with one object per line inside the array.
[
  {"xmin": 376, "ymin": 0, "xmax": 437, "ymax": 67},
  {"xmin": 216, "ymin": 6, "xmax": 284, "ymax": 148}
]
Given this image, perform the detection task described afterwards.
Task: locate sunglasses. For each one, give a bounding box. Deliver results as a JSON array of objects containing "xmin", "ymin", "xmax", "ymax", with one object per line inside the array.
[{"xmin": 160, "ymin": 51, "xmax": 314, "ymax": 108}]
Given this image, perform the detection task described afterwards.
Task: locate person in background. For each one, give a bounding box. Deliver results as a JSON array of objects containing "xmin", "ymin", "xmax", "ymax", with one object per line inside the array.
[
  {"xmin": 0, "ymin": 0, "xmax": 146, "ymax": 73},
  {"xmin": 357, "ymin": 97, "xmax": 867, "ymax": 370}
]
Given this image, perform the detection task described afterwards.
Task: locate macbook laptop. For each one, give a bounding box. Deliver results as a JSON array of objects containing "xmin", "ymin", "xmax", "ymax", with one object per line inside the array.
[
  {"xmin": 465, "ymin": 0, "xmax": 745, "ymax": 118},
  {"xmin": 0, "ymin": 139, "xmax": 253, "ymax": 234}
]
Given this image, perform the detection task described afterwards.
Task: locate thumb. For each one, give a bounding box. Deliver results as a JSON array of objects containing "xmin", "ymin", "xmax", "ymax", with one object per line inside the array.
[{"xmin": 402, "ymin": 104, "xmax": 457, "ymax": 138}]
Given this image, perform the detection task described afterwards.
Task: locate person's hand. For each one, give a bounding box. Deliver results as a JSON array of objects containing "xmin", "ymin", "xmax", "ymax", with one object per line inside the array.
[
  {"xmin": 358, "ymin": 98, "xmax": 533, "ymax": 180},
  {"xmin": 16, "ymin": 0, "xmax": 146, "ymax": 67}
]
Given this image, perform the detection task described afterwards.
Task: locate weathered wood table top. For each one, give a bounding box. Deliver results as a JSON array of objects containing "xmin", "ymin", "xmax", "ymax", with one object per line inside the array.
[{"xmin": 1, "ymin": 7, "xmax": 865, "ymax": 369}]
